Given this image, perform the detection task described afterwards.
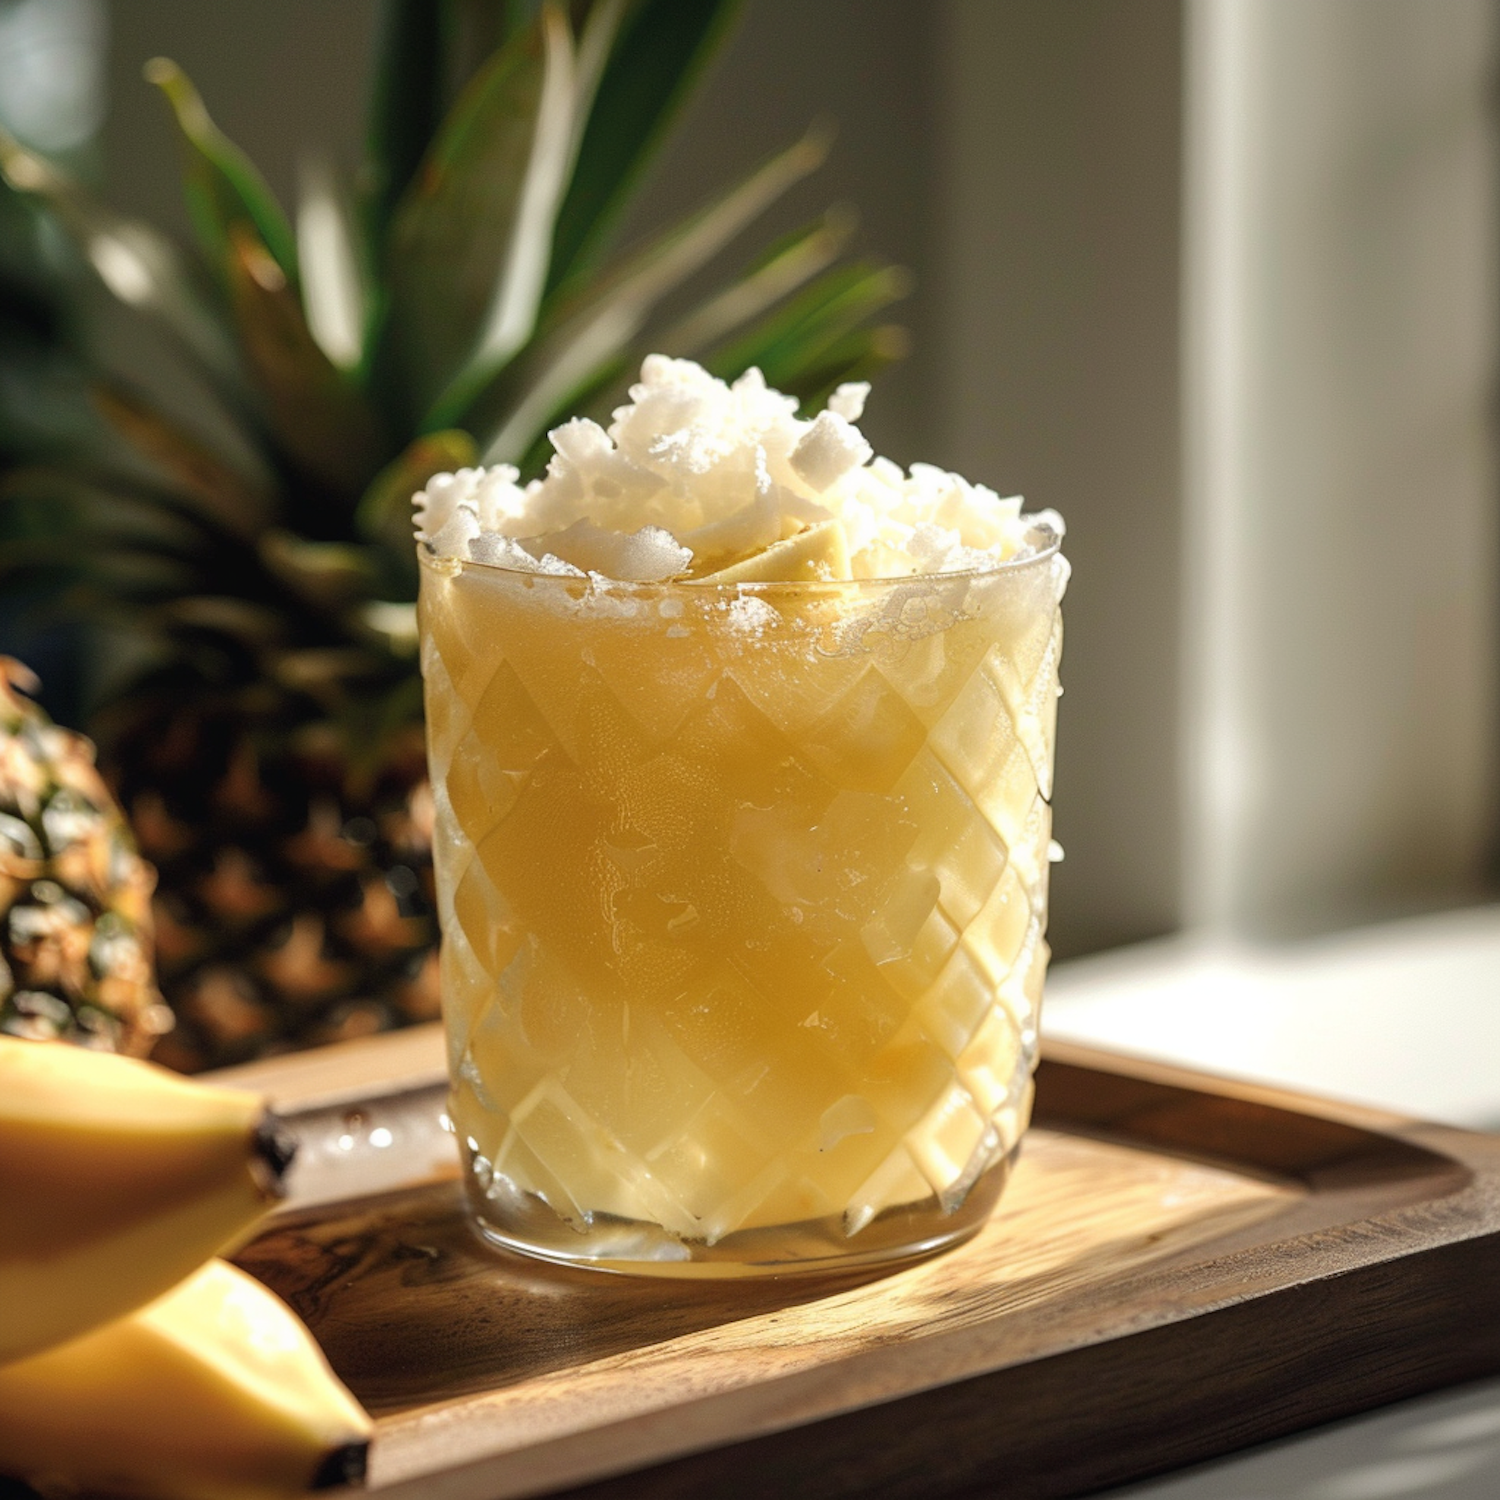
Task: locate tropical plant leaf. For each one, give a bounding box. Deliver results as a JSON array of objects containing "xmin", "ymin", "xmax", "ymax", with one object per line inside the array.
[
  {"xmin": 509, "ymin": 350, "xmax": 629, "ymax": 479},
  {"xmin": 380, "ymin": 10, "xmax": 554, "ymax": 416},
  {"xmin": 297, "ymin": 157, "xmax": 367, "ymax": 371},
  {"xmin": 471, "ymin": 0, "xmax": 626, "ymax": 375},
  {"xmin": 506, "ymin": 241, "xmax": 903, "ymax": 474},
  {"xmin": 767, "ymin": 323, "xmax": 910, "ymax": 415},
  {"xmin": 514, "ymin": 239, "xmax": 906, "ymax": 469},
  {"xmin": 0, "ymin": 469, "xmax": 210, "ymax": 563},
  {"xmin": 0, "ymin": 128, "xmax": 242, "ymax": 390},
  {"xmin": 658, "ymin": 207, "xmax": 855, "ymax": 357},
  {"xmin": 355, "ymin": 429, "xmax": 478, "ymax": 589},
  {"xmin": 224, "ymin": 227, "xmax": 384, "ymax": 497},
  {"xmin": 90, "ymin": 382, "xmax": 271, "ymax": 540},
  {"xmin": 358, "ymin": 600, "xmax": 419, "ymax": 657},
  {"xmin": 0, "ymin": 465, "xmax": 271, "ymax": 565},
  {"xmin": 702, "ymin": 261, "xmax": 911, "ymax": 389},
  {"xmin": 567, "ymin": 0, "xmax": 626, "ymax": 136},
  {"xmin": 157, "ymin": 594, "xmax": 288, "ymax": 645},
  {"xmin": 363, "ymin": 0, "xmax": 453, "ymax": 253},
  {"xmin": 545, "ymin": 0, "xmax": 741, "ymax": 298},
  {"xmin": 259, "ymin": 531, "xmax": 382, "ymax": 611},
  {"xmin": 58, "ymin": 550, "xmax": 200, "ymax": 603},
  {"xmin": 468, "ymin": 3, "xmax": 582, "ymax": 373},
  {"xmin": 0, "ymin": 534, "xmax": 203, "ymax": 591},
  {"xmin": 269, "ymin": 644, "xmax": 383, "ymax": 681},
  {"xmin": 0, "ymin": 533, "xmax": 87, "ymax": 585},
  {"xmin": 146, "ymin": 58, "xmax": 299, "ymax": 286},
  {"xmin": 483, "ymin": 0, "xmax": 542, "ymax": 55},
  {"xmin": 434, "ymin": 125, "xmax": 829, "ymax": 459},
  {"xmin": 364, "ymin": 0, "xmax": 541, "ymax": 255}
]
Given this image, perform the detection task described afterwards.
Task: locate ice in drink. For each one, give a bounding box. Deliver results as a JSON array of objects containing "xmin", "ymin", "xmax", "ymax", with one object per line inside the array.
[{"xmin": 417, "ymin": 359, "xmax": 1067, "ymax": 1273}]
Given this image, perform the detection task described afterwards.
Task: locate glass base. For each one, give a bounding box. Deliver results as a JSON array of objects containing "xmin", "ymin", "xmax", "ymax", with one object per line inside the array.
[{"xmin": 463, "ymin": 1145, "xmax": 1020, "ymax": 1278}]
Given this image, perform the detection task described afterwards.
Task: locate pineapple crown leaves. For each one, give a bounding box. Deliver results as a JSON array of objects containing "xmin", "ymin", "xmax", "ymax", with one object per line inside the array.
[
  {"xmin": 0, "ymin": 0, "xmax": 908, "ymax": 735},
  {"xmin": 144, "ymin": 58, "xmax": 301, "ymax": 292}
]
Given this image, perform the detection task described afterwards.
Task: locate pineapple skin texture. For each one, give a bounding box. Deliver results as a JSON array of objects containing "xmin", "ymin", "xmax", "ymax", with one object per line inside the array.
[
  {"xmin": 0, "ymin": 1036, "xmax": 285, "ymax": 1364},
  {"xmin": 101, "ymin": 696, "xmax": 440, "ymax": 1073},
  {"xmin": 0, "ymin": 1259, "xmax": 371, "ymax": 1500},
  {"xmin": 0, "ymin": 660, "xmax": 169, "ymax": 1055}
]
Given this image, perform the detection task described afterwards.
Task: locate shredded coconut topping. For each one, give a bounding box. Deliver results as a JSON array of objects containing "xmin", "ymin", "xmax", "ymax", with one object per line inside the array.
[{"xmin": 415, "ymin": 355, "xmax": 1063, "ymax": 583}]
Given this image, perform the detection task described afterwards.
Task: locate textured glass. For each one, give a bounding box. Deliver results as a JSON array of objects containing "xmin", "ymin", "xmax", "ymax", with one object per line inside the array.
[{"xmin": 418, "ymin": 535, "xmax": 1065, "ymax": 1274}]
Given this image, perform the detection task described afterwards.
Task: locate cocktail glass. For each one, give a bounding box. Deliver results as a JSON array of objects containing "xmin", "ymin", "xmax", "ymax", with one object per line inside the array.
[{"xmin": 417, "ymin": 524, "xmax": 1065, "ymax": 1275}]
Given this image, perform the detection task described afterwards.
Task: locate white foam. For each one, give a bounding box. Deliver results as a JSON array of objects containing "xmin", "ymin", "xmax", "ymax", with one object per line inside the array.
[{"xmin": 414, "ymin": 355, "xmax": 1058, "ymax": 581}]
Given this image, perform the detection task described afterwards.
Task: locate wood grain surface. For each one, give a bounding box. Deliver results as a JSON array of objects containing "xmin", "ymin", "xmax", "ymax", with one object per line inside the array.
[{"xmin": 221, "ymin": 1030, "xmax": 1500, "ymax": 1500}]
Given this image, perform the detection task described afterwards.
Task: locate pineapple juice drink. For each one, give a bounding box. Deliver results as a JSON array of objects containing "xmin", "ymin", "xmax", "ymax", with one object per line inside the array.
[{"xmin": 416, "ymin": 359, "xmax": 1067, "ymax": 1273}]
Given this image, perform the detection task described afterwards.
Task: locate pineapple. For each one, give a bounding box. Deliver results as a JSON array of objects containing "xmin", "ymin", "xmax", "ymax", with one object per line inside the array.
[
  {"xmin": 95, "ymin": 683, "xmax": 440, "ymax": 1073},
  {"xmin": 0, "ymin": 0, "xmax": 906, "ymax": 1069},
  {"xmin": 0, "ymin": 659, "xmax": 169, "ymax": 1055}
]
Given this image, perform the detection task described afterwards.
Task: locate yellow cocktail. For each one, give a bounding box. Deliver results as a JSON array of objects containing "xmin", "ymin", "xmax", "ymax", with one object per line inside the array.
[{"xmin": 418, "ymin": 531, "xmax": 1064, "ymax": 1273}]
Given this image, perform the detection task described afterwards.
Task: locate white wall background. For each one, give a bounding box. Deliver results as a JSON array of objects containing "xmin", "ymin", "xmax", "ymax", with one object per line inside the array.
[
  {"xmin": 933, "ymin": 0, "xmax": 1187, "ymax": 958},
  {"xmin": 932, "ymin": 0, "xmax": 1500, "ymax": 950},
  {"xmin": 1181, "ymin": 0, "xmax": 1500, "ymax": 939}
]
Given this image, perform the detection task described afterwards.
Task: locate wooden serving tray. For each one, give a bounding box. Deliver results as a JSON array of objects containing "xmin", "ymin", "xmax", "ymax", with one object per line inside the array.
[{"xmin": 215, "ymin": 1025, "xmax": 1500, "ymax": 1500}]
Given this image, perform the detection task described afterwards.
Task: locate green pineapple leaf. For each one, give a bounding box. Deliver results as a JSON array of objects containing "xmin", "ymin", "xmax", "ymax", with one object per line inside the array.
[
  {"xmin": 658, "ymin": 207, "xmax": 855, "ymax": 359},
  {"xmin": 434, "ymin": 124, "xmax": 830, "ymax": 460},
  {"xmin": 363, "ymin": 0, "xmax": 454, "ymax": 253},
  {"xmin": 380, "ymin": 5, "xmax": 559, "ymax": 417},
  {"xmin": 0, "ymin": 491, "xmax": 180, "ymax": 596},
  {"xmin": 702, "ymin": 260, "xmax": 912, "ymax": 393},
  {"xmin": 357, "ymin": 599, "xmax": 419, "ymax": 658},
  {"xmin": 763, "ymin": 323, "xmax": 910, "ymax": 415},
  {"xmin": 258, "ymin": 531, "xmax": 383, "ymax": 616},
  {"xmin": 355, "ymin": 429, "xmax": 478, "ymax": 589},
  {"xmin": 67, "ymin": 551, "xmax": 200, "ymax": 606},
  {"xmin": 1, "ymin": 469, "xmax": 214, "ymax": 561},
  {"xmin": 89, "ymin": 382, "xmax": 272, "ymax": 541},
  {"xmin": 464, "ymin": 1, "xmax": 626, "ymax": 377},
  {"xmin": 258, "ymin": 532, "xmax": 381, "ymax": 594},
  {"xmin": 295, "ymin": 156, "xmax": 369, "ymax": 374},
  {"xmin": 546, "ymin": 0, "xmax": 741, "ymax": 299},
  {"xmin": 146, "ymin": 57, "xmax": 299, "ymax": 288},
  {"xmin": 156, "ymin": 595, "xmax": 288, "ymax": 645},
  {"xmin": 266, "ymin": 647, "xmax": 398, "ymax": 718},
  {"xmin": 509, "ymin": 209, "xmax": 864, "ymax": 460},
  {"xmin": 223, "ymin": 227, "xmax": 384, "ymax": 497},
  {"xmin": 0, "ymin": 471, "xmax": 249, "ymax": 689}
]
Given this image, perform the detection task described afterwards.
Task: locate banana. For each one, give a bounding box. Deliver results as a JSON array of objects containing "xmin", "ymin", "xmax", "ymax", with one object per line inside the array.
[
  {"xmin": 0, "ymin": 1036, "xmax": 294, "ymax": 1363},
  {"xmin": 0, "ymin": 1258, "xmax": 371, "ymax": 1500}
]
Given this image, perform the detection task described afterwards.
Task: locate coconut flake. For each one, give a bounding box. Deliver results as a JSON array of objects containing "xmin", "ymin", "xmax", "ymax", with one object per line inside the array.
[
  {"xmin": 416, "ymin": 356, "xmax": 1052, "ymax": 580},
  {"xmin": 521, "ymin": 520, "xmax": 691, "ymax": 582},
  {"xmin": 827, "ymin": 382, "xmax": 870, "ymax": 423},
  {"xmin": 790, "ymin": 410, "xmax": 872, "ymax": 494}
]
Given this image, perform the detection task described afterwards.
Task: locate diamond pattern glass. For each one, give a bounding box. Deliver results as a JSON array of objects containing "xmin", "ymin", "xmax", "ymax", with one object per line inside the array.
[{"xmin": 419, "ymin": 538, "xmax": 1066, "ymax": 1273}]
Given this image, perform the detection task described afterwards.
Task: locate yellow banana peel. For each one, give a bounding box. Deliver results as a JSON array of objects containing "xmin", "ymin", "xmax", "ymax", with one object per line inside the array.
[
  {"xmin": 0, "ymin": 1258, "xmax": 371, "ymax": 1500},
  {"xmin": 0, "ymin": 1037, "xmax": 294, "ymax": 1363}
]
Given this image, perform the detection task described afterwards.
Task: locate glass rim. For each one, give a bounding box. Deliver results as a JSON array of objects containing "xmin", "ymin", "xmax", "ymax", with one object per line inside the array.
[{"xmin": 417, "ymin": 517, "xmax": 1064, "ymax": 595}]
